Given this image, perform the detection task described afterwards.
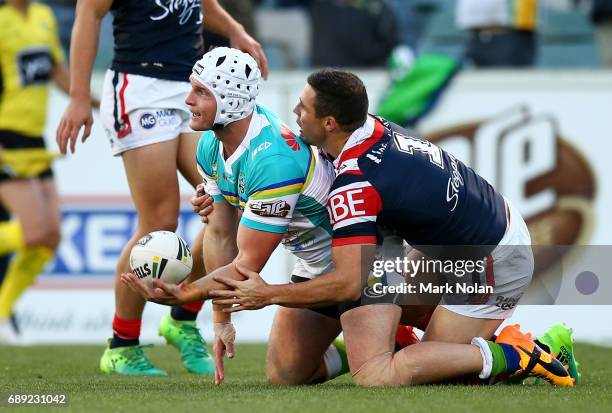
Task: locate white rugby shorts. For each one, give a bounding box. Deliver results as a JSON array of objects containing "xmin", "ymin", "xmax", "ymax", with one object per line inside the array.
[
  {"xmin": 100, "ymin": 69, "xmax": 194, "ymax": 156},
  {"xmin": 440, "ymin": 199, "xmax": 534, "ymax": 319}
]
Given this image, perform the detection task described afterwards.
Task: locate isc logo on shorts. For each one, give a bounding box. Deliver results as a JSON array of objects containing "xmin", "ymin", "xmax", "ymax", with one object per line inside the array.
[{"xmin": 140, "ymin": 113, "xmax": 156, "ymax": 129}]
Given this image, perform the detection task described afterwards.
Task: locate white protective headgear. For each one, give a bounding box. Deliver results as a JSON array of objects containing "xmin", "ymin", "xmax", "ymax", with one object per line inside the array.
[{"xmin": 191, "ymin": 47, "xmax": 261, "ymax": 128}]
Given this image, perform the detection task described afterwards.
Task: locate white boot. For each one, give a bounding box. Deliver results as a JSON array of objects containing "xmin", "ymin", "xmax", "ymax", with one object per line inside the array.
[{"xmin": 0, "ymin": 317, "xmax": 19, "ymax": 345}]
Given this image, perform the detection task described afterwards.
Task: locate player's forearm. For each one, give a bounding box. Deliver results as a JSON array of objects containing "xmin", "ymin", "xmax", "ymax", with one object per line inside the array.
[
  {"xmin": 52, "ymin": 64, "xmax": 71, "ymax": 95},
  {"xmin": 68, "ymin": 6, "xmax": 103, "ymax": 99},
  {"xmin": 201, "ymin": 0, "xmax": 243, "ymax": 38},
  {"xmin": 203, "ymin": 225, "xmax": 238, "ymax": 275},
  {"xmin": 267, "ymin": 271, "xmax": 361, "ymax": 308},
  {"xmin": 193, "ymin": 262, "xmax": 243, "ymax": 299}
]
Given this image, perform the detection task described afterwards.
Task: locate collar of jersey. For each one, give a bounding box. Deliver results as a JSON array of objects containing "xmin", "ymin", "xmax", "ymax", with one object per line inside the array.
[
  {"xmin": 333, "ymin": 115, "xmax": 376, "ymax": 169},
  {"xmin": 219, "ymin": 106, "xmax": 270, "ymax": 175}
]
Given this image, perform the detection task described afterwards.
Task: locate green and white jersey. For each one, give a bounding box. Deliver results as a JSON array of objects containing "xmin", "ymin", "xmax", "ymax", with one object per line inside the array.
[{"xmin": 196, "ymin": 105, "xmax": 334, "ymax": 279}]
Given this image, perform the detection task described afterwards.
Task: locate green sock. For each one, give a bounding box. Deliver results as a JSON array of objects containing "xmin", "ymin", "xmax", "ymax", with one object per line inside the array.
[
  {"xmin": 487, "ymin": 341, "xmax": 508, "ymax": 378},
  {"xmin": 333, "ymin": 338, "xmax": 350, "ymax": 375}
]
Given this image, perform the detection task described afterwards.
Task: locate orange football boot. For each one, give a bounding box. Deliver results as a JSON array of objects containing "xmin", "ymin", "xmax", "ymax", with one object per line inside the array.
[{"xmin": 496, "ymin": 324, "xmax": 574, "ymax": 387}]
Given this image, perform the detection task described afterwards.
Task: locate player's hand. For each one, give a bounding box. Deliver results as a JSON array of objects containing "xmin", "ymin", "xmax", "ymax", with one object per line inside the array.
[
  {"xmin": 191, "ymin": 184, "xmax": 215, "ymax": 223},
  {"xmin": 210, "ymin": 263, "xmax": 271, "ymax": 312},
  {"xmin": 56, "ymin": 96, "xmax": 94, "ymax": 154},
  {"xmin": 120, "ymin": 273, "xmax": 203, "ymax": 305},
  {"xmin": 212, "ymin": 322, "xmax": 236, "ymax": 385},
  {"xmin": 228, "ymin": 28, "xmax": 268, "ymax": 80}
]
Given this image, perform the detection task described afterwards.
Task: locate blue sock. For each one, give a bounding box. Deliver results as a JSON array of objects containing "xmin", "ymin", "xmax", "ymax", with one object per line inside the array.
[
  {"xmin": 110, "ymin": 334, "xmax": 139, "ymax": 349},
  {"xmin": 499, "ymin": 343, "xmax": 521, "ymax": 373},
  {"xmin": 170, "ymin": 305, "xmax": 198, "ymax": 322}
]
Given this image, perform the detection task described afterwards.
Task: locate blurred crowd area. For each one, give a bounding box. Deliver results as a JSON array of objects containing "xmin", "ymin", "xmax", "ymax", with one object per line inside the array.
[{"xmin": 42, "ymin": 0, "xmax": 612, "ymax": 71}]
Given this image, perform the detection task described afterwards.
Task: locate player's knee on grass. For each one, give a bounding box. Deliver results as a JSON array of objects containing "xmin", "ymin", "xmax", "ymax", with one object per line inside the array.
[
  {"xmin": 266, "ymin": 345, "xmax": 324, "ymax": 385},
  {"xmin": 266, "ymin": 347, "xmax": 320, "ymax": 385},
  {"xmin": 266, "ymin": 362, "xmax": 318, "ymax": 385}
]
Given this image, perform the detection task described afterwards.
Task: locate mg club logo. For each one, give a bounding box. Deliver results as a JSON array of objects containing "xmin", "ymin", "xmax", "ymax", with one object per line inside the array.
[{"xmin": 140, "ymin": 113, "xmax": 156, "ymax": 129}]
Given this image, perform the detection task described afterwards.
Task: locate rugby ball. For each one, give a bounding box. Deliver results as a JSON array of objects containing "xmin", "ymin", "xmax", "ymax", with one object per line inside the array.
[{"xmin": 129, "ymin": 231, "xmax": 192, "ymax": 286}]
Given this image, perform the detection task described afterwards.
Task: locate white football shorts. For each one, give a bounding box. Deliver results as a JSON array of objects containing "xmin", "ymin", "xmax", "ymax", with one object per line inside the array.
[{"xmin": 100, "ymin": 69, "xmax": 195, "ymax": 156}]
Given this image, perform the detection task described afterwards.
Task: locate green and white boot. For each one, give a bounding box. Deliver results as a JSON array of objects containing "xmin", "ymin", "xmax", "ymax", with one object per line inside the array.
[
  {"xmin": 100, "ymin": 341, "xmax": 167, "ymax": 376},
  {"xmin": 159, "ymin": 314, "xmax": 214, "ymax": 375}
]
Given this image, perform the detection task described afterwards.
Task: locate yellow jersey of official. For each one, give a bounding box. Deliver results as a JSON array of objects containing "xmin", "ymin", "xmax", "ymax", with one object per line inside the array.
[{"xmin": 0, "ymin": 3, "xmax": 64, "ymax": 138}]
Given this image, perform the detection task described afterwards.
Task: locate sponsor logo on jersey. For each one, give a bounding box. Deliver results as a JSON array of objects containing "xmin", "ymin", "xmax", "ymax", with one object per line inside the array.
[
  {"xmin": 426, "ymin": 106, "xmax": 595, "ymax": 274},
  {"xmin": 238, "ymin": 173, "xmax": 245, "ymax": 194},
  {"xmin": 251, "ymin": 141, "xmax": 271, "ymax": 159},
  {"xmin": 281, "ymin": 125, "xmax": 300, "ymax": 151},
  {"xmin": 446, "ymin": 153, "xmax": 465, "ymax": 212},
  {"xmin": 140, "ymin": 113, "xmax": 156, "ymax": 129},
  {"xmin": 327, "ymin": 182, "xmax": 380, "ymax": 229},
  {"xmin": 17, "ymin": 48, "xmax": 53, "ymax": 86},
  {"xmin": 250, "ymin": 200, "xmax": 291, "ymax": 217},
  {"xmin": 365, "ymin": 142, "xmax": 388, "ymax": 164},
  {"xmin": 150, "ymin": 0, "xmax": 202, "ymax": 25}
]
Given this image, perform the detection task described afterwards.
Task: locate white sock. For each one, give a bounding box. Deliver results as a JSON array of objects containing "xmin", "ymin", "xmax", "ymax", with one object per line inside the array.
[
  {"xmin": 323, "ymin": 344, "xmax": 343, "ymax": 380},
  {"xmin": 471, "ymin": 337, "xmax": 493, "ymax": 379}
]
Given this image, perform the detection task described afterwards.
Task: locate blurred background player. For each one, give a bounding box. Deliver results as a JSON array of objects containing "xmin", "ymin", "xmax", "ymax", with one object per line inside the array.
[
  {"xmin": 0, "ymin": 0, "xmax": 97, "ymax": 343},
  {"xmin": 55, "ymin": 0, "xmax": 269, "ymax": 376},
  {"xmin": 0, "ymin": 205, "xmax": 15, "ymax": 337},
  {"xmin": 456, "ymin": 0, "xmax": 539, "ymax": 67}
]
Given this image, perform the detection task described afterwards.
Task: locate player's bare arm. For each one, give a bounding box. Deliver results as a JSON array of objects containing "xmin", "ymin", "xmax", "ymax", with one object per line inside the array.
[
  {"xmin": 198, "ymin": 196, "xmax": 239, "ymax": 384},
  {"xmin": 52, "ymin": 64, "xmax": 101, "ymax": 110},
  {"xmin": 200, "ymin": 196, "xmax": 239, "ymax": 280},
  {"xmin": 211, "ymin": 243, "xmax": 376, "ymax": 312},
  {"xmin": 200, "ymin": 0, "xmax": 268, "ymax": 79},
  {"xmin": 56, "ymin": 0, "xmax": 112, "ymax": 154}
]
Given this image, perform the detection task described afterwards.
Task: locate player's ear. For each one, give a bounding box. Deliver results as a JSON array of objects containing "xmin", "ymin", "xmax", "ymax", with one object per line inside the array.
[{"xmin": 324, "ymin": 116, "xmax": 338, "ymax": 132}]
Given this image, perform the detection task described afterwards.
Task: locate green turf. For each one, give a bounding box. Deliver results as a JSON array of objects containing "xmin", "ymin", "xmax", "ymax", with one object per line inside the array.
[{"xmin": 0, "ymin": 343, "xmax": 610, "ymax": 413}]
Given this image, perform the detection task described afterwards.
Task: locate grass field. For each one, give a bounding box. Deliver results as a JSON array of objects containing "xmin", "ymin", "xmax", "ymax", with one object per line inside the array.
[{"xmin": 0, "ymin": 343, "xmax": 611, "ymax": 413}]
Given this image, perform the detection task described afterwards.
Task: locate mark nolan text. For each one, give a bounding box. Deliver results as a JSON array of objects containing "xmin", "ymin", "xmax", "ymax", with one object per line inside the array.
[{"xmin": 371, "ymin": 282, "xmax": 493, "ymax": 295}]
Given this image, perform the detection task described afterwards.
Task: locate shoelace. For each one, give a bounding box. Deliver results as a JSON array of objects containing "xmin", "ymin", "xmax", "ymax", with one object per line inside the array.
[
  {"xmin": 178, "ymin": 324, "xmax": 208, "ymax": 359},
  {"xmin": 122, "ymin": 344, "xmax": 157, "ymax": 370}
]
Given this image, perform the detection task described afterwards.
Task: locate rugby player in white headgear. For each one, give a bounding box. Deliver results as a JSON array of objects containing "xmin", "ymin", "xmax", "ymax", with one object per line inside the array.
[{"xmin": 188, "ymin": 47, "xmax": 261, "ymax": 130}]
